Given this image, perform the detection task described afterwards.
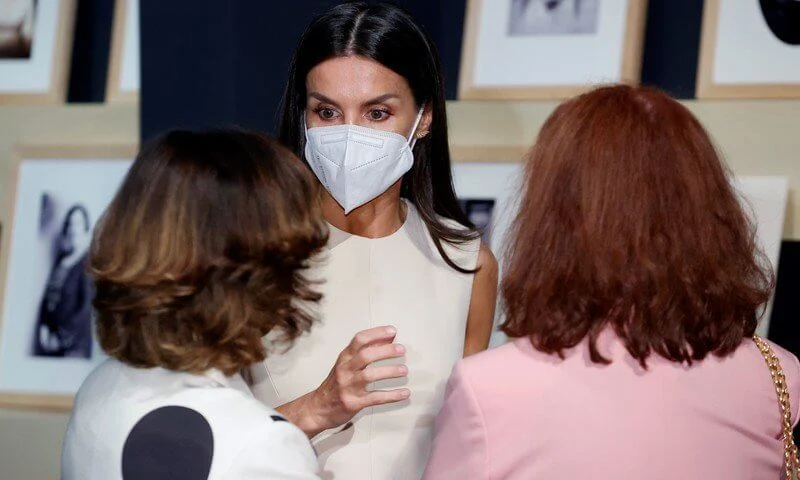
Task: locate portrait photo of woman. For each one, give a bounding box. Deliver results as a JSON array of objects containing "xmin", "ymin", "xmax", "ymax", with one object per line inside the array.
[{"xmin": 32, "ymin": 203, "xmax": 94, "ymax": 359}]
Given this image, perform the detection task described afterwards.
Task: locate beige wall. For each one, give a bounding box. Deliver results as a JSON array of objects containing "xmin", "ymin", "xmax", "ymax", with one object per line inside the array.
[
  {"xmin": 0, "ymin": 99, "xmax": 798, "ymax": 479},
  {"xmin": 0, "ymin": 104, "xmax": 138, "ymax": 480}
]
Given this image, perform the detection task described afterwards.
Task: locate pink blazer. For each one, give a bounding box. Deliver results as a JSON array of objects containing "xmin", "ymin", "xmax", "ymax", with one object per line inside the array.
[{"xmin": 423, "ymin": 333, "xmax": 800, "ymax": 480}]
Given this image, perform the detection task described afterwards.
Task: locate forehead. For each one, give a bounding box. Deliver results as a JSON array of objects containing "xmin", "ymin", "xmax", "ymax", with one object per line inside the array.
[{"xmin": 306, "ymin": 55, "xmax": 412, "ymax": 101}]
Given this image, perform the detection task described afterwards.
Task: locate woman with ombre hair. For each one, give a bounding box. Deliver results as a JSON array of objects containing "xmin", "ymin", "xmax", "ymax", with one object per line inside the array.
[{"xmin": 62, "ymin": 129, "xmax": 328, "ymax": 479}]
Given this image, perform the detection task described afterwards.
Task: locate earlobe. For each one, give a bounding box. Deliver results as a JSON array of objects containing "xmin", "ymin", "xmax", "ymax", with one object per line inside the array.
[{"xmin": 422, "ymin": 105, "xmax": 433, "ymax": 134}]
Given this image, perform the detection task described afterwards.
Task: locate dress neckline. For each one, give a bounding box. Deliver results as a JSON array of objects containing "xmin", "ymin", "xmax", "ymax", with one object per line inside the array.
[{"xmin": 325, "ymin": 199, "xmax": 414, "ymax": 247}]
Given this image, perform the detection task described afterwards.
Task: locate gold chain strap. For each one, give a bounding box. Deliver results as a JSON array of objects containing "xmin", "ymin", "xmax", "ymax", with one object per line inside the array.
[{"xmin": 753, "ymin": 334, "xmax": 800, "ymax": 479}]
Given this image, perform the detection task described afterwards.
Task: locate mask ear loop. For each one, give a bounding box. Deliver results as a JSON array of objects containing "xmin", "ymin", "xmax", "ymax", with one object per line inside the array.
[{"xmin": 408, "ymin": 106, "xmax": 426, "ymax": 149}]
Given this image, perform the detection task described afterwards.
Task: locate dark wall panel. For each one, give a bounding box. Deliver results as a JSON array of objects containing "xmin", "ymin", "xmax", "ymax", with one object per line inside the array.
[
  {"xmin": 770, "ymin": 241, "xmax": 800, "ymax": 442},
  {"xmin": 769, "ymin": 241, "xmax": 800, "ymax": 355},
  {"xmin": 139, "ymin": 1, "xmax": 237, "ymax": 138},
  {"xmin": 66, "ymin": 0, "xmax": 114, "ymax": 103},
  {"xmin": 639, "ymin": 0, "xmax": 705, "ymax": 99},
  {"xmin": 139, "ymin": 0, "xmax": 468, "ymax": 140}
]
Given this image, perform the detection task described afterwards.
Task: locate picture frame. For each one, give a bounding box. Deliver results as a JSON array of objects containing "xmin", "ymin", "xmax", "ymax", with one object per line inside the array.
[
  {"xmin": 0, "ymin": 0, "xmax": 77, "ymax": 105},
  {"xmin": 452, "ymin": 161, "xmax": 523, "ymax": 347},
  {"xmin": 106, "ymin": 0, "xmax": 139, "ymax": 104},
  {"xmin": 458, "ymin": 0, "xmax": 649, "ymax": 100},
  {"xmin": 733, "ymin": 176, "xmax": 789, "ymax": 338},
  {"xmin": 0, "ymin": 144, "xmax": 135, "ymax": 411},
  {"xmin": 696, "ymin": 0, "xmax": 800, "ymax": 99}
]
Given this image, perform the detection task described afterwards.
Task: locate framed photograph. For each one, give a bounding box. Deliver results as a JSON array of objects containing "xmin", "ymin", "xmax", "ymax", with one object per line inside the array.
[
  {"xmin": 459, "ymin": 198, "xmax": 497, "ymax": 244},
  {"xmin": 452, "ymin": 162, "xmax": 523, "ymax": 347},
  {"xmin": 459, "ymin": 0, "xmax": 649, "ymax": 100},
  {"xmin": 0, "ymin": 145, "xmax": 134, "ymax": 410},
  {"xmin": 106, "ymin": 0, "xmax": 139, "ymax": 103},
  {"xmin": 735, "ymin": 176, "xmax": 789, "ymax": 337},
  {"xmin": 697, "ymin": 0, "xmax": 800, "ymax": 98},
  {"xmin": 0, "ymin": 0, "xmax": 77, "ymax": 104}
]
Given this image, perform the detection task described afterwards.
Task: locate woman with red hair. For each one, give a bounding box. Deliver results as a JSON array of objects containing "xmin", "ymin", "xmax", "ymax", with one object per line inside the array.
[{"xmin": 424, "ymin": 84, "xmax": 800, "ymax": 479}]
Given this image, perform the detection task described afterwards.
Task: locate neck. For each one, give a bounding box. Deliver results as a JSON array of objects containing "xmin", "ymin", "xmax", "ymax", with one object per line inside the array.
[
  {"xmin": 60, "ymin": 250, "xmax": 83, "ymax": 267},
  {"xmin": 323, "ymin": 181, "xmax": 406, "ymax": 238}
]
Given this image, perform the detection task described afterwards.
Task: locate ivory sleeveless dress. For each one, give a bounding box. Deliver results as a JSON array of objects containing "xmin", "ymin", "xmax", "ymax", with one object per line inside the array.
[{"xmin": 250, "ymin": 200, "xmax": 480, "ymax": 479}]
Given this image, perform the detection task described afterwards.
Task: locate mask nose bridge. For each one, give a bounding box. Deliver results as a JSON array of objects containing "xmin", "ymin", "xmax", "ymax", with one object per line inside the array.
[{"xmin": 342, "ymin": 128, "xmax": 388, "ymax": 176}]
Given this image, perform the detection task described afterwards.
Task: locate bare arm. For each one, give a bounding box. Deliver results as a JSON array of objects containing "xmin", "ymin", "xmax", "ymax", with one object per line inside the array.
[
  {"xmin": 463, "ymin": 243, "xmax": 498, "ymax": 357},
  {"xmin": 275, "ymin": 326, "xmax": 410, "ymax": 438}
]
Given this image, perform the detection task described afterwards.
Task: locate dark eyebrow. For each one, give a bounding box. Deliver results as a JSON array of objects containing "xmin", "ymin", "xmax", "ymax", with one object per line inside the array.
[
  {"xmin": 307, "ymin": 92, "xmax": 401, "ymax": 107},
  {"xmin": 308, "ymin": 92, "xmax": 340, "ymax": 107},
  {"xmin": 363, "ymin": 93, "xmax": 401, "ymax": 105}
]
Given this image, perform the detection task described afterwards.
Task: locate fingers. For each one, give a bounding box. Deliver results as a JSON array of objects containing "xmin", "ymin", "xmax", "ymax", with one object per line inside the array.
[
  {"xmin": 351, "ymin": 343, "xmax": 406, "ymax": 370},
  {"xmin": 360, "ymin": 364, "xmax": 408, "ymax": 384},
  {"xmin": 346, "ymin": 326, "xmax": 397, "ymax": 353},
  {"xmin": 360, "ymin": 388, "xmax": 411, "ymax": 409}
]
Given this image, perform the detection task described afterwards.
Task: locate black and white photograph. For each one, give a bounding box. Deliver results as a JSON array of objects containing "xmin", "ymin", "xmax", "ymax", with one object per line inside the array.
[
  {"xmin": 459, "ymin": 198, "xmax": 496, "ymax": 244},
  {"xmin": 0, "ymin": 0, "xmax": 75, "ymax": 104},
  {"xmin": 759, "ymin": 0, "xmax": 800, "ymax": 46},
  {"xmin": 452, "ymin": 162, "xmax": 523, "ymax": 348},
  {"xmin": 732, "ymin": 176, "xmax": 789, "ymax": 337},
  {"xmin": 0, "ymin": 147, "xmax": 132, "ymax": 408},
  {"xmin": 459, "ymin": 0, "xmax": 645, "ymax": 100},
  {"xmin": 0, "ymin": 0, "xmax": 35, "ymax": 59},
  {"xmin": 697, "ymin": 0, "xmax": 800, "ymax": 98},
  {"xmin": 508, "ymin": 0, "xmax": 600, "ymax": 36},
  {"xmin": 31, "ymin": 199, "xmax": 94, "ymax": 359}
]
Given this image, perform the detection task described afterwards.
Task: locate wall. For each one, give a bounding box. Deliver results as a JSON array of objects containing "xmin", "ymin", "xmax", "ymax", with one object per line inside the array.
[{"xmin": 0, "ymin": 104, "xmax": 137, "ymax": 480}]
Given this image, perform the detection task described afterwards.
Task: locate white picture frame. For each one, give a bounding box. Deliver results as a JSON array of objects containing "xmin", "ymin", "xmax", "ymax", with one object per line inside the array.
[
  {"xmin": 452, "ymin": 162, "xmax": 523, "ymax": 347},
  {"xmin": 697, "ymin": 0, "xmax": 800, "ymax": 99},
  {"xmin": 0, "ymin": 145, "xmax": 134, "ymax": 411},
  {"xmin": 735, "ymin": 176, "xmax": 789, "ymax": 337},
  {"xmin": 106, "ymin": 0, "xmax": 139, "ymax": 104},
  {"xmin": 459, "ymin": 0, "xmax": 648, "ymax": 100},
  {"xmin": 0, "ymin": 0, "xmax": 77, "ymax": 105}
]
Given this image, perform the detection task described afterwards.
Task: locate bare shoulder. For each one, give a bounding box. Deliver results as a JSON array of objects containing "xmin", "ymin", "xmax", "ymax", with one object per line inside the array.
[{"xmin": 476, "ymin": 242, "xmax": 498, "ymax": 278}]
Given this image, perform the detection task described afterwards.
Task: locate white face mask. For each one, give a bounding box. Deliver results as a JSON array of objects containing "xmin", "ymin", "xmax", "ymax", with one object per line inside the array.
[{"xmin": 304, "ymin": 108, "xmax": 425, "ymax": 214}]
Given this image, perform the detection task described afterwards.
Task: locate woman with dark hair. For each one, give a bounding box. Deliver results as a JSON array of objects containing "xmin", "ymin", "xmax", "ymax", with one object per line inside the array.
[
  {"xmin": 34, "ymin": 204, "xmax": 94, "ymax": 358},
  {"xmin": 249, "ymin": 2, "xmax": 498, "ymax": 478},
  {"xmin": 423, "ymin": 85, "xmax": 800, "ymax": 479},
  {"xmin": 61, "ymin": 129, "xmax": 328, "ymax": 479}
]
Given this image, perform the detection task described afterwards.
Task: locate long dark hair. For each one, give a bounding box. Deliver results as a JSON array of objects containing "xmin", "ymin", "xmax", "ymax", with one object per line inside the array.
[
  {"xmin": 61, "ymin": 204, "xmax": 90, "ymax": 236},
  {"xmin": 56, "ymin": 204, "xmax": 90, "ymax": 259},
  {"xmin": 278, "ymin": 1, "xmax": 478, "ymax": 273}
]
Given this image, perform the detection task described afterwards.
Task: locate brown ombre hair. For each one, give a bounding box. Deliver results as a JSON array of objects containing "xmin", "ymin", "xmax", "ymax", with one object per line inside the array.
[
  {"xmin": 501, "ymin": 84, "xmax": 773, "ymax": 367},
  {"xmin": 90, "ymin": 129, "xmax": 328, "ymax": 376}
]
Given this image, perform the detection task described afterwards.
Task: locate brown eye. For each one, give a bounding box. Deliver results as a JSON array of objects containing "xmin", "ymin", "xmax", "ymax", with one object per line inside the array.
[
  {"xmin": 368, "ymin": 109, "xmax": 389, "ymax": 121},
  {"xmin": 319, "ymin": 108, "xmax": 336, "ymax": 120}
]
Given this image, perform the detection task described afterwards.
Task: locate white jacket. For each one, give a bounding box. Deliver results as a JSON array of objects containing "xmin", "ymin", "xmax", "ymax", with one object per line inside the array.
[{"xmin": 61, "ymin": 358, "xmax": 321, "ymax": 479}]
